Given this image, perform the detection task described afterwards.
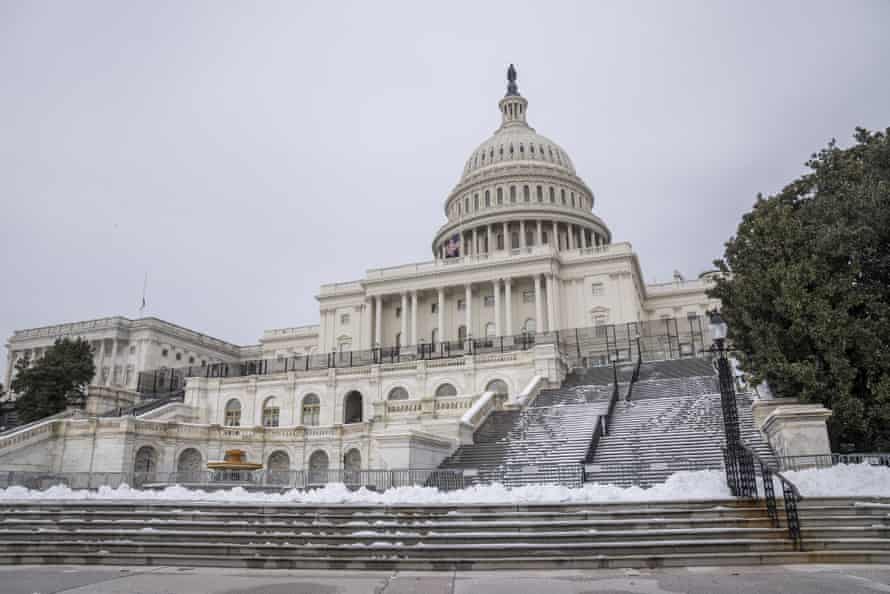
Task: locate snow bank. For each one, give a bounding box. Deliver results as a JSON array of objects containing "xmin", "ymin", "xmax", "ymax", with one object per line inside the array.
[
  {"xmin": 779, "ymin": 463, "xmax": 890, "ymax": 497},
  {"xmin": 0, "ymin": 465, "xmax": 887, "ymax": 505},
  {"xmin": 0, "ymin": 470, "xmax": 731, "ymax": 505}
]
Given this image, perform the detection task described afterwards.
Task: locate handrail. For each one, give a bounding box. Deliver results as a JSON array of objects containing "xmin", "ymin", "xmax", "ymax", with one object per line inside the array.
[
  {"xmin": 739, "ymin": 442, "xmax": 803, "ymax": 549},
  {"xmin": 584, "ymin": 361, "xmax": 621, "ymax": 464},
  {"xmin": 625, "ymin": 347, "xmax": 643, "ymax": 401}
]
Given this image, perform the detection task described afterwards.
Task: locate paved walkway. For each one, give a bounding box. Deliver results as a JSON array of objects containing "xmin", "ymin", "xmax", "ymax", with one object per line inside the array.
[{"xmin": 3, "ymin": 565, "xmax": 890, "ymax": 593}]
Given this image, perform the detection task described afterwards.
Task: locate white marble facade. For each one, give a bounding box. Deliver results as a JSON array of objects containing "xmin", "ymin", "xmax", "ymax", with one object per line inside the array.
[{"xmin": 2, "ymin": 69, "xmax": 718, "ymax": 475}]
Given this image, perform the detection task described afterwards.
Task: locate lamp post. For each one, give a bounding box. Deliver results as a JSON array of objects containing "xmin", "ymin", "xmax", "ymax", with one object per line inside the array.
[{"xmin": 709, "ymin": 310, "xmax": 754, "ymax": 497}]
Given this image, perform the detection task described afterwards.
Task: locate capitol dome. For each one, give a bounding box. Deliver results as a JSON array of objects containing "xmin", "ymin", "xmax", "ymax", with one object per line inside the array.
[{"xmin": 431, "ymin": 65, "xmax": 610, "ymax": 259}]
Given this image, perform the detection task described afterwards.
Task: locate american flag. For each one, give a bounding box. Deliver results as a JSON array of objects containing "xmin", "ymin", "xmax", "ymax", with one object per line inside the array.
[{"xmin": 445, "ymin": 234, "xmax": 460, "ymax": 258}]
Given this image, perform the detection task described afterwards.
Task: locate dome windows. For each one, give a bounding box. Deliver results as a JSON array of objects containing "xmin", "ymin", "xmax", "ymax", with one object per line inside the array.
[
  {"xmin": 536, "ymin": 185, "xmax": 543, "ymax": 202},
  {"xmin": 510, "ymin": 186, "xmax": 516, "ymax": 203},
  {"xmin": 484, "ymin": 190, "xmax": 490, "ymax": 207},
  {"xmin": 496, "ymin": 188, "xmax": 503, "ymax": 204},
  {"xmin": 550, "ymin": 187, "xmax": 556, "ymax": 203},
  {"xmin": 523, "ymin": 185, "xmax": 530, "ymax": 202}
]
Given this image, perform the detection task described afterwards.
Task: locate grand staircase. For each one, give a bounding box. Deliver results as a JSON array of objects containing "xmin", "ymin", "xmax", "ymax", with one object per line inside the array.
[
  {"xmin": 441, "ymin": 355, "xmax": 776, "ymax": 488},
  {"xmin": 0, "ymin": 498, "xmax": 887, "ymax": 569}
]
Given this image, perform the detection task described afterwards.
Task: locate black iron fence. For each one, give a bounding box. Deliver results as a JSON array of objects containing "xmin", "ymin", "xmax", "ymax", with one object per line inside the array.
[
  {"xmin": 778, "ymin": 453, "xmax": 890, "ymax": 471},
  {"xmin": 137, "ymin": 317, "xmax": 708, "ymax": 395},
  {"xmin": 0, "ymin": 468, "xmax": 469, "ymax": 492},
  {"xmin": 740, "ymin": 443, "xmax": 803, "ymax": 550}
]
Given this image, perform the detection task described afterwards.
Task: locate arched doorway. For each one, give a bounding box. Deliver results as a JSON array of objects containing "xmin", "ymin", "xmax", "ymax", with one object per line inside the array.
[
  {"xmin": 343, "ymin": 391, "xmax": 363, "ymax": 424},
  {"xmin": 134, "ymin": 446, "xmax": 157, "ymax": 486},
  {"xmin": 176, "ymin": 448, "xmax": 202, "ymax": 482},
  {"xmin": 308, "ymin": 450, "xmax": 329, "ymax": 486},
  {"xmin": 267, "ymin": 450, "xmax": 291, "ymax": 485},
  {"xmin": 343, "ymin": 448, "xmax": 361, "ymax": 487}
]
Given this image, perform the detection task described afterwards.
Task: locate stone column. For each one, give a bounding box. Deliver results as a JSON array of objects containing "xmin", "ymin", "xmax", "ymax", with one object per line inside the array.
[
  {"xmin": 519, "ymin": 220, "xmax": 526, "ymax": 249},
  {"xmin": 504, "ymin": 278, "xmax": 513, "ymax": 336},
  {"xmin": 552, "ymin": 221, "xmax": 559, "ymax": 251},
  {"xmin": 363, "ymin": 297, "xmax": 373, "ymax": 349},
  {"xmin": 437, "ymin": 287, "xmax": 446, "ymax": 343},
  {"xmin": 107, "ymin": 339, "xmax": 118, "ymax": 386},
  {"xmin": 546, "ymin": 274, "xmax": 556, "ymax": 332},
  {"xmin": 472, "ymin": 227, "xmax": 478, "ymax": 257},
  {"xmin": 534, "ymin": 274, "xmax": 543, "ymax": 333},
  {"xmin": 503, "ymin": 221, "xmax": 509, "ymax": 250},
  {"xmin": 97, "ymin": 339, "xmax": 106, "ymax": 385},
  {"xmin": 493, "ymin": 279, "xmax": 502, "ymax": 337},
  {"xmin": 400, "ymin": 292, "xmax": 408, "ymax": 346},
  {"xmin": 411, "ymin": 290, "xmax": 418, "ymax": 347},
  {"xmin": 537, "ymin": 220, "xmax": 543, "ymax": 246},
  {"xmin": 374, "ymin": 295, "xmax": 383, "ymax": 347},
  {"xmin": 464, "ymin": 283, "xmax": 472, "ymax": 340},
  {"xmin": 487, "ymin": 224, "xmax": 493, "ymax": 254},
  {"xmin": 568, "ymin": 225, "xmax": 575, "ymax": 250}
]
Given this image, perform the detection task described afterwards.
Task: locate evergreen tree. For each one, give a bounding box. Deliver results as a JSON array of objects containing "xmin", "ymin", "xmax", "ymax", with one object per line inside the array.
[
  {"xmin": 11, "ymin": 338, "xmax": 96, "ymax": 423},
  {"xmin": 710, "ymin": 127, "xmax": 890, "ymax": 451}
]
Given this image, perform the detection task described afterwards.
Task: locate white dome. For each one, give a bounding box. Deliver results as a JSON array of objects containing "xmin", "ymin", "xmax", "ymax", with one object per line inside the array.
[{"xmin": 460, "ymin": 125, "xmax": 576, "ymax": 182}]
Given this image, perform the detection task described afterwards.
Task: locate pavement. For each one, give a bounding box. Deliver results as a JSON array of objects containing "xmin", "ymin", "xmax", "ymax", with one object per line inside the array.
[{"xmin": 3, "ymin": 564, "xmax": 890, "ymax": 594}]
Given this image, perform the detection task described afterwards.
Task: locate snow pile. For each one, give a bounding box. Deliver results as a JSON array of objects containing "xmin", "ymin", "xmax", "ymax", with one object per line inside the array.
[
  {"xmin": 0, "ymin": 465, "xmax": 887, "ymax": 504},
  {"xmin": 779, "ymin": 462, "xmax": 890, "ymax": 497},
  {"xmin": 0, "ymin": 470, "xmax": 731, "ymax": 504}
]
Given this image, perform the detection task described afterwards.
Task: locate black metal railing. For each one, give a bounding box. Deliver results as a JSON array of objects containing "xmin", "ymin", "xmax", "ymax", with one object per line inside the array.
[
  {"xmin": 584, "ymin": 361, "xmax": 621, "ymax": 463},
  {"xmin": 777, "ymin": 453, "xmax": 890, "ymax": 471},
  {"xmin": 0, "ymin": 468, "xmax": 470, "ymax": 492},
  {"xmin": 740, "ymin": 443, "xmax": 803, "ymax": 550},
  {"xmin": 136, "ymin": 317, "xmax": 708, "ymax": 395}
]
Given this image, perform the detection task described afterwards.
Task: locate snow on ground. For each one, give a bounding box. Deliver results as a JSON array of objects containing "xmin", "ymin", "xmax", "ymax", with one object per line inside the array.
[{"xmin": 0, "ymin": 465, "xmax": 887, "ymax": 505}]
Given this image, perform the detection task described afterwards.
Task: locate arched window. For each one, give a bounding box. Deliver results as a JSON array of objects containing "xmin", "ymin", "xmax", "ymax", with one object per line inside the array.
[
  {"xmin": 523, "ymin": 185, "xmax": 530, "ymax": 202},
  {"xmin": 267, "ymin": 450, "xmax": 290, "ymax": 485},
  {"xmin": 485, "ymin": 322, "xmax": 496, "ymax": 338},
  {"xmin": 388, "ymin": 386, "xmax": 409, "ymax": 400},
  {"xmin": 435, "ymin": 383, "xmax": 458, "ymax": 397},
  {"xmin": 176, "ymin": 448, "xmax": 202, "ymax": 478},
  {"xmin": 536, "ymin": 186, "xmax": 543, "ymax": 202},
  {"xmin": 262, "ymin": 397, "xmax": 280, "ymax": 427},
  {"xmin": 224, "ymin": 399, "xmax": 241, "ymax": 427},
  {"xmin": 496, "ymin": 233, "xmax": 504, "ymax": 250},
  {"xmin": 496, "ymin": 188, "xmax": 503, "ymax": 204},
  {"xmin": 485, "ymin": 379, "xmax": 509, "ymax": 396},
  {"xmin": 134, "ymin": 446, "xmax": 157, "ymax": 475},
  {"xmin": 551, "ymin": 187, "xmax": 556, "ymax": 203},
  {"xmin": 523, "ymin": 318, "xmax": 536, "ymax": 334},
  {"xmin": 484, "ymin": 190, "xmax": 490, "ymax": 207},
  {"xmin": 474, "ymin": 193, "xmax": 479, "ymax": 210},
  {"xmin": 511, "ymin": 231, "xmax": 519, "ymax": 249},
  {"xmin": 301, "ymin": 393, "xmax": 320, "ymax": 426},
  {"xmin": 510, "ymin": 186, "xmax": 516, "ymax": 203},
  {"xmin": 308, "ymin": 450, "xmax": 329, "ymax": 485},
  {"xmin": 344, "ymin": 391, "xmax": 363, "ymax": 424}
]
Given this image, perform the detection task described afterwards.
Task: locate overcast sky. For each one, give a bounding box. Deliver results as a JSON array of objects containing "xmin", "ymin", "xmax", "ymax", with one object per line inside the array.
[{"xmin": 1, "ymin": 1, "xmax": 888, "ymax": 351}]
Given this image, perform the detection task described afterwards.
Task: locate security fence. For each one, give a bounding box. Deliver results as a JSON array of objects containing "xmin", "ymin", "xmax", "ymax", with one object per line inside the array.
[
  {"xmin": 778, "ymin": 453, "xmax": 890, "ymax": 471},
  {"xmin": 137, "ymin": 317, "xmax": 708, "ymax": 395}
]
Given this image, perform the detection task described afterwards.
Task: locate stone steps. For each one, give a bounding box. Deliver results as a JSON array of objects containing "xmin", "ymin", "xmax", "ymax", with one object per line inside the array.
[{"xmin": 0, "ymin": 498, "xmax": 886, "ymax": 569}]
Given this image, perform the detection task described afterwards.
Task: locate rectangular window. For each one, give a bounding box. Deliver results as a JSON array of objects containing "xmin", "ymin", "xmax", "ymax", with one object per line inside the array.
[
  {"xmin": 395, "ymin": 307, "xmax": 402, "ymax": 318},
  {"xmin": 340, "ymin": 313, "xmax": 350, "ymax": 325},
  {"xmin": 522, "ymin": 290, "xmax": 534, "ymax": 304},
  {"xmin": 591, "ymin": 283, "xmax": 605, "ymax": 297},
  {"xmin": 483, "ymin": 295, "xmax": 495, "ymax": 307},
  {"xmin": 431, "ymin": 302, "xmax": 438, "ymax": 314},
  {"xmin": 687, "ymin": 311, "xmax": 699, "ymax": 320},
  {"xmin": 457, "ymin": 299, "xmax": 465, "ymax": 311}
]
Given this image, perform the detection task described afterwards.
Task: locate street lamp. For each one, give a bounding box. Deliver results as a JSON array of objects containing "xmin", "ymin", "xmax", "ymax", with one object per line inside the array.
[{"xmin": 708, "ymin": 310, "xmax": 728, "ymax": 350}]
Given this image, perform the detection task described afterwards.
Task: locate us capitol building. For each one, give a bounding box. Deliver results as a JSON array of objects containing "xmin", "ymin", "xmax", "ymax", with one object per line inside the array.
[{"xmin": 1, "ymin": 68, "xmax": 717, "ymax": 477}]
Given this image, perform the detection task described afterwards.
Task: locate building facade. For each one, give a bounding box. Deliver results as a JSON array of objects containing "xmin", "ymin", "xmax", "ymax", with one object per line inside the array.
[{"xmin": 1, "ymin": 69, "xmax": 718, "ymax": 476}]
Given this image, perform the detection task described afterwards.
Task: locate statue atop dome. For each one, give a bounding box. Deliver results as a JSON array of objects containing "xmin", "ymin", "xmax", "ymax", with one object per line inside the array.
[{"xmin": 506, "ymin": 64, "xmax": 519, "ymax": 96}]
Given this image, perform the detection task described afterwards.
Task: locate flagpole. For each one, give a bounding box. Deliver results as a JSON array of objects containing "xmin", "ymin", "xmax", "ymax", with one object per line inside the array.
[{"xmin": 139, "ymin": 273, "xmax": 147, "ymax": 317}]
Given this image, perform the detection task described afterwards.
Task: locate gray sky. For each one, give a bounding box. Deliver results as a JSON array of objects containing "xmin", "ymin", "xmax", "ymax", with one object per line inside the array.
[{"xmin": 1, "ymin": 0, "xmax": 888, "ymax": 350}]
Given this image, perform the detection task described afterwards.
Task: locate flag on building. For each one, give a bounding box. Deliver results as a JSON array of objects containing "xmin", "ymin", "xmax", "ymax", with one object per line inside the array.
[{"xmin": 445, "ymin": 234, "xmax": 460, "ymax": 258}]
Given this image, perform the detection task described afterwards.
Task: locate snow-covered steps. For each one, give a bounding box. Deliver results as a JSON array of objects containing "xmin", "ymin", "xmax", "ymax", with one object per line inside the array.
[
  {"xmin": 0, "ymin": 498, "xmax": 887, "ymax": 569},
  {"xmin": 438, "ymin": 403, "xmax": 607, "ymax": 486},
  {"xmin": 587, "ymin": 384, "xmax": 775, "ymax": 487}
]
